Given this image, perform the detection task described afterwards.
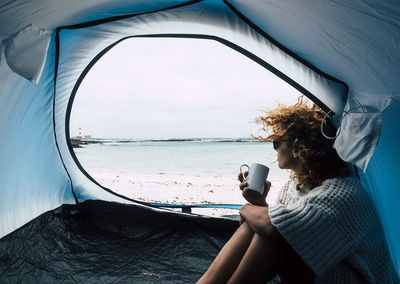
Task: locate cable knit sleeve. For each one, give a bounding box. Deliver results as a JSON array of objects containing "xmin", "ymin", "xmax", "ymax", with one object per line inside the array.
[{"xmin": 269, "ymin": 202, "xmax": 353, "ymax": 277}]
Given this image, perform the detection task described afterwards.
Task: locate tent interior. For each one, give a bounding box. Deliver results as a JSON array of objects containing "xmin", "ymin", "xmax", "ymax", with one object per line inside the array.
[{"xmin": 1, "ymin": 0, "xmax": 399, "ymax": 281}]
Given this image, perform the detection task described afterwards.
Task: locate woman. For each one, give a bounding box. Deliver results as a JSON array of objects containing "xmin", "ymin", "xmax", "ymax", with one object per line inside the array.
[{"xmin": 197, "ymin": 98, "xmax": 399, "ymax": 283}]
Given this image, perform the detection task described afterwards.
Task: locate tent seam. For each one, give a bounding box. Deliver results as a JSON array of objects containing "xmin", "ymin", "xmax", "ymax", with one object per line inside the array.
[
  {"xmin": 58, "ymin": 0, "xmax": 204, "ymax": 30},
  {"xmin": 223, "ymin": 0, "xmax": 349, "ymax": 103},
  {"xmin": 53, "ymin": 29, "xmax": 79, "ymax": 205}
]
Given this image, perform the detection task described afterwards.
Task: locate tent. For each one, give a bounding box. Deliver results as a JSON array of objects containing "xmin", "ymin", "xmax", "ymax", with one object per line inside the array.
[{"xmin": 1, "ymin": 0, "xmax": 399, "ymax": 281}]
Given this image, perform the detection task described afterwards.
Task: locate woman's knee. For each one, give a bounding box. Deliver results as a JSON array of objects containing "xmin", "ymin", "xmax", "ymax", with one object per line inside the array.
[{"xmin": 226, "ymin": 233, "xmax": 288, "ymax": 284}]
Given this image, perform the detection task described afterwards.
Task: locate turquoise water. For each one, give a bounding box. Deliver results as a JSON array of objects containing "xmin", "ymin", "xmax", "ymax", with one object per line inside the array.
[{"xmin": 74, "ymin": 140, "xmax": 288, "ymax": 181}]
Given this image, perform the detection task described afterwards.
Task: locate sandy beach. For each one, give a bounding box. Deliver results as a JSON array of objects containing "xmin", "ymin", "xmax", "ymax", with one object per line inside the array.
[{"xmin": 91, "ymin": 171, "xmax": 288, "ymax": 216}]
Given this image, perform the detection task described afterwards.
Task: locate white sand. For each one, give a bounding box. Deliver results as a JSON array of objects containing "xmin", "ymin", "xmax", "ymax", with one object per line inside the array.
[{"xmin": 92, "ymin": 171, "xmax": 288, "ymax": 217}]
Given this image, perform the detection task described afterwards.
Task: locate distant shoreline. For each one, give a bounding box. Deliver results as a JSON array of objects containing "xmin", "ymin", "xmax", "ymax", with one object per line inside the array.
[
  {"xmin": 70, "ymin": 138, "xmax": 102, "ymax": 148},
  {"xmin": 70, "ymin": 137, "xmax": 268, "ymax": 148}
]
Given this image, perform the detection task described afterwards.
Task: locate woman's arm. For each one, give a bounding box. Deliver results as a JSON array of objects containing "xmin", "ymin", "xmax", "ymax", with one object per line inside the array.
[
  {"xmin": 240, "ymin": 204, "xmax": 282, "ymax": 240},
  {"xmin": 238, "ymin": 172, "xmax": 282, "ymax": 240}
]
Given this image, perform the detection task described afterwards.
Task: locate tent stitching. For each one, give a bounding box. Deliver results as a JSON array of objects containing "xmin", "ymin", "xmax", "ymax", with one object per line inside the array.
[{"xmin": 53, "ymin": 29, "xmax": 79, "ymax": 205}]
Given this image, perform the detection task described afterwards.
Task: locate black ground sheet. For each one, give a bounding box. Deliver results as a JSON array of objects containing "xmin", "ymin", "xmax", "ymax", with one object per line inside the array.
[{"xmin": 0, "ymin": 200, "xmax": 238, "ymax": 283}]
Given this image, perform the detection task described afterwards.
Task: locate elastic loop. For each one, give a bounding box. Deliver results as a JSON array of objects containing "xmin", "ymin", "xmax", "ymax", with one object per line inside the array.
[
  {"xmin": 321, "ymin": 110, "xmax": 340, "ymax": 139},
  {"xmin": 321, "ymin": 105, "xmax": 367, "ymax": 140}
]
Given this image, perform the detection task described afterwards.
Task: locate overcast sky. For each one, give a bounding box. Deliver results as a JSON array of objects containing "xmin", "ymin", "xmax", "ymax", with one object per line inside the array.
[{"xmin": 70, "ymin": 37, "xmax": 302, "ymax": 139}]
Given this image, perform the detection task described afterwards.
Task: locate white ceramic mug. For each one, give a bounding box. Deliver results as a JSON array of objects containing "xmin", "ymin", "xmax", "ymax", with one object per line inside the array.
[{"xmin": 240, "ymin": 163, "xmax": 269, "ymax": 195}]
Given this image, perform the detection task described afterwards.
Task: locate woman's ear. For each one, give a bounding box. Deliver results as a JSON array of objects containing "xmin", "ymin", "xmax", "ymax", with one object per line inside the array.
[{"xmin": 291, "ymin": 139, "xmax": 299, "ymax": 158}]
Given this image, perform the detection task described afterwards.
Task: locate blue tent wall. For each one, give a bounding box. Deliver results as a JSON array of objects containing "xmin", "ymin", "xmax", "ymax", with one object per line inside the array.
[
  {"xmin": 362, "ymin": 98, "xmax": 400, "ymax": 272},
  {"xmin": 0, "ymin": 36, "xmax": 75, "ymax": 238},
  {"xmin": 0, "ymin": 0, "xmax": 201, "ymax": 240}
]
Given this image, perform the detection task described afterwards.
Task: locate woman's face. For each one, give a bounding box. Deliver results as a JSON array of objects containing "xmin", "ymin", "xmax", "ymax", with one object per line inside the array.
[{"xmin": 274, "ymin": 140, "xmax": 298, "ymax": 171}]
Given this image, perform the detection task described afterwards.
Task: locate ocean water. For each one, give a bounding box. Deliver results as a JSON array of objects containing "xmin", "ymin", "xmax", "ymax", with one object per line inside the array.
[
  {"xmin": 73, "ymin": 139, "xmax": 290, "ymax": 212},
  {"xmin": 75, "ymin": 139, "xmax": 288, "ymax": 178}
]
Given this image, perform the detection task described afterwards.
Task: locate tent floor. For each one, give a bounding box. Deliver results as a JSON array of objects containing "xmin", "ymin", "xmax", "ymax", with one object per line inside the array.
[{"xmin": 0, "ymin": 200, "xmax": 238, "ymax": 283}]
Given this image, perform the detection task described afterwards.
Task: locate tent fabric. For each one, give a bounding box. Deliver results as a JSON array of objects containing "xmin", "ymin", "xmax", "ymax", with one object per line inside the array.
[
  {"xmin": 0, "ymin": 41, "xmax": 74, "ymax": 240},
  {"xmin": 4, "ymin": 24, "xmax": 51, "ymax": 84},
  {"xmin": 0, "ymin": 200, "xmax": 238, "ymax": 283},
  {"xmin": 1, "ymin": 0, "xmax": 400, "ymax": 278},
  {"xmin": 361, "ymin": 98, "xmax": 400, "ymax": 270},
  {"xmin": 0, "ymin": 0, "xmax": 191, "ymax": 42},
  {"xmin": 230, "ymin": 0, "xmax": 400, "ymax": 97}
]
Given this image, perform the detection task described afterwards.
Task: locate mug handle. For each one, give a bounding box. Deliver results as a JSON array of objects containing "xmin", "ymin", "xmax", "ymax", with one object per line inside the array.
[{"xmin": 240, "ymin": 164, "xmax": 249, "ymax": 181}]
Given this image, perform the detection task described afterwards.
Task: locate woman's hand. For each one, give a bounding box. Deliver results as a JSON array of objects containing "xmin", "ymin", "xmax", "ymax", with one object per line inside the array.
[{"xmin": 238, "ymin": 171, "xmax": 270, "ymax": 207}]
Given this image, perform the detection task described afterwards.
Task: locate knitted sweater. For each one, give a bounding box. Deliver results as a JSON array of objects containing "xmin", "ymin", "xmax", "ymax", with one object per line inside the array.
[{"xmin": 269, "ymin": 177, "xmax": 399, "ymax": 283}]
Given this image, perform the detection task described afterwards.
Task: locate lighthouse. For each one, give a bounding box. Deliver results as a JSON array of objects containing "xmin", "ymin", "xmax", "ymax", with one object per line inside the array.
[
  {"xmin": 77, "ymin": 127, "xmax": 83, "ymax": 139},
  {"xmin": 76, "ymin": 127, "xmax": 92, "ymax": 140}
]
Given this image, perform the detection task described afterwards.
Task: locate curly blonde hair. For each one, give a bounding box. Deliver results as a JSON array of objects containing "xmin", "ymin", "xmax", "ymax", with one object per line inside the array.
[{"xmin": 255, "ymin": 97, "xmax": 350, "ymax": 189}]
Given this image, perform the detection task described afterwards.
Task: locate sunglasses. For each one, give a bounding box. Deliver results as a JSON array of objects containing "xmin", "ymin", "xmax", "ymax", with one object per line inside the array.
[{"xmin": 272, "ymin": 140, "xmax": 284, "ymax": 150}]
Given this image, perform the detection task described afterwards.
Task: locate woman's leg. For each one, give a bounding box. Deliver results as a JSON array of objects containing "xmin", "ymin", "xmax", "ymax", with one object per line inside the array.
[
  {"xmin": 227, "ymin": 233, "xmax": 287, "ymax": 284},
  {"xmin": 197, "ymin": 221, "xmax": 289, "ymax": 284},
  {"xmin": 197, "ymin": 222, "xmax": 255, "ymax": 284},
  {"xmin": 197, "ymin": 222, "xmax": 314, "ymax": 284}
]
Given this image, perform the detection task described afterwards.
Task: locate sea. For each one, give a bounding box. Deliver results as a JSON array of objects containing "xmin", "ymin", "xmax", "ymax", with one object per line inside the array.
[{"xmin": 73, "ymin": 138, "xmax": 290, "ymax": 215}]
